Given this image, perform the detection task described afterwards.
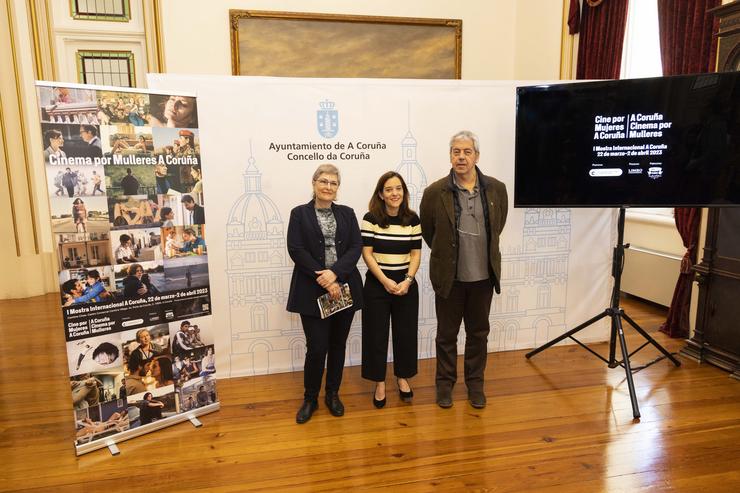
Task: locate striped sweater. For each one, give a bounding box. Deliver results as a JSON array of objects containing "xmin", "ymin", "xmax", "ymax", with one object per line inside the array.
[{"xmin": 361, "ymin": 212, "xmax": 422, "ymax": 273}]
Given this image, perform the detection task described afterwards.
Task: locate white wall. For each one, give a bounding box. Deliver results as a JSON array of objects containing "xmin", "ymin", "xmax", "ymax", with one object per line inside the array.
[
  {"xmin": 624, "ymin": 214, "xmax": 684, "ymax": 256},
  {"xmin": 159, "ymin": 0, "xmax": 562, "ymax": 80},
  {"xmin": 514, "ymin": 0, "xmax": 564, "ymax": 79},
  {"xmin": 622, "ymin": 212, "xmax": 683, "ymax": 306}
]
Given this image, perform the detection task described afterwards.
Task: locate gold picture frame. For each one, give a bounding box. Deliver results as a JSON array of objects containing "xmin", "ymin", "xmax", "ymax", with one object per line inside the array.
[{"xmin": 229, "ymin": 10, "xmax": 462, "ymax": 79}]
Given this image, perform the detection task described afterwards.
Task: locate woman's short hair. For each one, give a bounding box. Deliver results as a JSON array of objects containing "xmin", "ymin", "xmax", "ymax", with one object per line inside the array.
[
  {"xmin": 128, "ymin": 263, "xmax": 142, "ymax": 276},
  {"xmin": 312, "ymin": 164, "xmax": 340, "ymax": 184}
]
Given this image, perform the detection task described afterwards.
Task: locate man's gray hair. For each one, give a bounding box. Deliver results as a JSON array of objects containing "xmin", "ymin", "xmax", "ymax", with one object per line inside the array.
[
  {"xmin": 312, "ymin": 163, "xmax": 341, "ymax": 185},
  {"xmin": 449, "ymin": 130, "xmax": 480, "ymax": 153}
]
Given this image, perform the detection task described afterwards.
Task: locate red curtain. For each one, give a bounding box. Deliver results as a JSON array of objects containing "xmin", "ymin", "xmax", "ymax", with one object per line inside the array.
[
  {"xmin": 658, "ymin": 0, "xmax": 720, "ymax": 76},
  {"xmin": 569, "ymin": 0, "xmax": 581, "ymax": 35},
  {"xmin": 659, "ymin": 209, "xmax": 702, "ymax": 338},
  {"xmin": 657, "ymin": 0, "xmax": 720, "ymax": 338},
  {"xmin": 576, "ymin": 0, "xmax": 629, "ymax": 79}
]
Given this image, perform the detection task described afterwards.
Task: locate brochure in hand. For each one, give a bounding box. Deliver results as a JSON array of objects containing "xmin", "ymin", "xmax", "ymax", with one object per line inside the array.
[{"xmin": 317, "ymin": 283, "xmax": 353, "ymax": 319}]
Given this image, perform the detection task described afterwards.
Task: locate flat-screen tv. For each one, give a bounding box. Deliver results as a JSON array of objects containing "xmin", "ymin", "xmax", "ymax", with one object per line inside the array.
[{"xmin": 515, "ymin": 72, "xmax": 740, "ymax": 207}]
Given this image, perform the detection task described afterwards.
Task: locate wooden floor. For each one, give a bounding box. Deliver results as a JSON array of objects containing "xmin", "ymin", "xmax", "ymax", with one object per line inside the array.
[{"xmin": 1, "ymin": 294, "xmax": 740, "ymax": 492}]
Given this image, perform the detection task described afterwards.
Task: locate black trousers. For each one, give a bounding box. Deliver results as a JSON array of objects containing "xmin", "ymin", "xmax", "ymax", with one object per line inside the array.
[
  {"xmin": 435, "ymin": 279, "xmax": 494, "ymax": 393},
  {"xmin": 300, "ymin": 309, "xmax": 354, "ymax": 401},
  {"xmin": 361, "ymin": 273, "xmax": 419, "ymax": 382}
]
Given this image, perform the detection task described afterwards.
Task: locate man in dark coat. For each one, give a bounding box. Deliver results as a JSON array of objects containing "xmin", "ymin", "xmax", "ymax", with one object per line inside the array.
[
  {"xmin": 181, "ymin": 194, "xmax": 205, "ymax": 224},
  {"xmin": 120, "ymin": 168, "xmax": 139, "ymax": 195},
  {"xmin": 79, "ymin": 125, "xmax": 102, "ymax": 158},
  {"xmin": 420, "ymin": 130, "xmax": 508, "ymax": 410}
]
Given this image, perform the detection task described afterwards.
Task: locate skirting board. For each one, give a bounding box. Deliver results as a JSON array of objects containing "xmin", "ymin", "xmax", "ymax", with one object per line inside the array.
[{"xmin": 75, "ymin": 402, "xmax": 220, "ymax": 456}]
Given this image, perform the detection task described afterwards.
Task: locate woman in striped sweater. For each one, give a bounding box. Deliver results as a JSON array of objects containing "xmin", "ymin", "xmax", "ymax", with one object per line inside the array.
[{"xmin": 361, "ymin": 171, "xmax": 422, "ymax": 408}]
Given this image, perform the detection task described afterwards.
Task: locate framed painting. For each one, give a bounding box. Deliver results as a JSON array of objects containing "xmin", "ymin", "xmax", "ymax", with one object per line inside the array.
[{"xmin": 229, "ymin": 10, "xmax": 462, "ymax": 79}]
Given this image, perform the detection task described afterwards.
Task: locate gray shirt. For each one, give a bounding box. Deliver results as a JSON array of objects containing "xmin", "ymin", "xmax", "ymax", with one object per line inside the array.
[
  {"xmin": 454, "ymin": 174, "xmax": 489, "ymax": 282},
  {"xmin": 315, "ymin": 207, "xmax": 337, "ymax": 268}
]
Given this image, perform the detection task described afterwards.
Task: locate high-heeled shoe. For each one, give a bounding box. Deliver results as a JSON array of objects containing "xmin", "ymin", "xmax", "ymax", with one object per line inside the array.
[
  {"xmin": 373, "ymin": 384, "xmax": 386, "ymax": 409},
  {"xmin": 397, "ymin": 378, "xmax": 414, "ymax": 403}
]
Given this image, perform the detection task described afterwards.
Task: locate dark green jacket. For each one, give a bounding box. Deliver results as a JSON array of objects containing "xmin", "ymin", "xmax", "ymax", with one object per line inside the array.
[{"xmin": 420, "ymin": 167, "xmax": 508, "ymax": 298}]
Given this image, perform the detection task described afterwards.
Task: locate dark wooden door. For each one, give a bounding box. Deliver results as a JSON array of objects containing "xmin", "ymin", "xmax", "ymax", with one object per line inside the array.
[{"xmin": 682, "ymin": 1, "xmax": 740, "ymax": 379}]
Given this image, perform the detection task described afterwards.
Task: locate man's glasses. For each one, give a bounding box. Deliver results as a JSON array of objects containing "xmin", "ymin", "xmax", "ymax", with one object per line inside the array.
[
  {"xmin": 451, "ymin": 148, "xmax": 476, "ymax": 156},
  {"xmin": 457, "ymin": 216, "xmax": 481, "ymax": 237},
  {"xmin": 457, "ymin": 196, "xmax": 480, "ymax": 236}
]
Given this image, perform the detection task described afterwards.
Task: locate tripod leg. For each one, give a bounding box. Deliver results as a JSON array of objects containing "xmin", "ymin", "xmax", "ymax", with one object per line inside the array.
[
  {"xmin": 615, "ymin": 313, "xmax": 640, "ymax": 419},
  {"xmin": 526, "ymin": 310, "xmax": 609, "ymax": 359},
  {"xmin": 621, "ymin": 311, "xmax": 681, "ymax": 367},
  {"xmin": 607, "ymin": 310, "xmax": 618, "ymax": 368}
]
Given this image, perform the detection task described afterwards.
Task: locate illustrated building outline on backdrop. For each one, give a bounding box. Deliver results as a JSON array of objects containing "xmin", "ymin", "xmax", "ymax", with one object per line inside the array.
[{"xmin": 226, "ymin": 116, "xmax": 571, "ymax": 376}]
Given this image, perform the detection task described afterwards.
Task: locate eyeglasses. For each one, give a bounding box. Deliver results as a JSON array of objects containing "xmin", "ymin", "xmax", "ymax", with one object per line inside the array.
[
  {"xmin": 457, "ymin": 199, "xmax": 480, "ymax": 236},
  {"xmin": 316, "ymin": 178, "xmax": 339, "ymax": 188},
  {"xmin": 451, "ymin": 148, "xmax": 476, "ymax": 156},
  {"xmin": 457, "ymin": 218, "xmax": 481, "ymax": 237}
]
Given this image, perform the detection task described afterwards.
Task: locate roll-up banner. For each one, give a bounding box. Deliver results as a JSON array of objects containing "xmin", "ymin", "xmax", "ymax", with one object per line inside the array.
[{"xmin": 35, "ymin": 82, "xmax": 219, "ymax": 455}]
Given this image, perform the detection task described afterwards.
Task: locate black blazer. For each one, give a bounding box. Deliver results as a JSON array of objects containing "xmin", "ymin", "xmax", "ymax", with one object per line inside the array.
[
  {"xmin": 192, "ymin": 204, "xmax": 205, "ymax": 224},
  {"xmin": 286, "ymin": 201, "xmax": 363, "ymax": 317}
]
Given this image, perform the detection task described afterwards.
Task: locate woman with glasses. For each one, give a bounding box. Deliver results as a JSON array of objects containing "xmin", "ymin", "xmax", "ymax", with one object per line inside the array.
[
  {"xmin": 360, "ymin": 172, "xmax": 421, "ymax": 408},
  {"xmin": 43, "ymin": 129, "xmax": 66, "ymax": 163},
  {"xmin": 286, "ymin": 164, "xmax": 363, "ymax": 424}
]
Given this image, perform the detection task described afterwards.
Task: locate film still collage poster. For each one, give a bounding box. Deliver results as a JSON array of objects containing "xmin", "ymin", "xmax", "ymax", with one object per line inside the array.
[{"xmin": 36, "ymin": 82, "xmax": 217, "ymax": 447}]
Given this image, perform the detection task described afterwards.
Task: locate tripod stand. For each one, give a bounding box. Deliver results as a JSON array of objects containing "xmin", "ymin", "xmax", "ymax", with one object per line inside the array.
[{"xmin": 525, "ymin": 207, "xmax": 681, "ymax": 419}]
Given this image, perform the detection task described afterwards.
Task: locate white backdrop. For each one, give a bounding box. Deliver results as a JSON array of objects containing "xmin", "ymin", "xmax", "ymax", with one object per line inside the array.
[{"xmin": 148, "ymin": 75, "xmax": 615, "ymax": 378}]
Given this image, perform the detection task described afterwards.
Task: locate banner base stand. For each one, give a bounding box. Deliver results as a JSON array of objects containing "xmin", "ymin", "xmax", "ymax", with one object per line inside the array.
[
  {"xmin": 104, "ymin": 440, "xmax": 120, "ymax": 456},
  {"xmin": 187, "ymin": 415, "xmax": 203, "ymax": 428},
  {"xmin": 75, "ymin": 402, "xmax": 220, "ymax": 456}
]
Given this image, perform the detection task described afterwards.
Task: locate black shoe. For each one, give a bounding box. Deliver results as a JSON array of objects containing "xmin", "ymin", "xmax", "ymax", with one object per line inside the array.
[
  {"xmin": 295, "ymin": 399, "xmax": 318, "ymax": 424},
  {"xmin": 373, "ymin": 385, "xmax": 386, "ymax": 409},
  {"xmin": 373, "ymin": 395, "xmax": 386, "ymax": 409},
  {"xmin": 468, "ymin": 390, "xmax": 487, "ymax": 409},
  {"xmin": 397, "ymin": 378, "xmax": 414, "ymax": 403},
  {"xmin": 436, "ymin": 388, "xmax": 453, "ymax": 409},
  {"xmin": 325, "ymin": 391, "xmax": 345, "ymax": 417}
]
